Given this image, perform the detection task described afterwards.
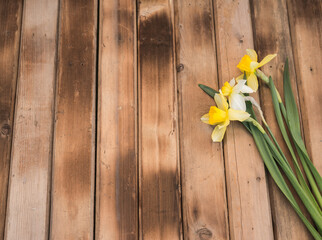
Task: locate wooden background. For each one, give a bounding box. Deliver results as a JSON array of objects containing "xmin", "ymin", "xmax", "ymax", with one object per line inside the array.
[{"xmin": 0, "ymin": 0, "xmax": 321, "ymax": 239}]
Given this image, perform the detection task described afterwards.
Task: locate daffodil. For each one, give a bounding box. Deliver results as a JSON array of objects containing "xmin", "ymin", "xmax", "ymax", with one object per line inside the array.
[
  {"xmin": 237, "ymin": 49, "xmax": 277, "ymax": 91},
  {"xmin": 201, "ymin": 93, "xmax": 250, "ymax": 142},
  {"xmin": 221, "ymin": 78, "xmax": 254, "ymax": 111}
]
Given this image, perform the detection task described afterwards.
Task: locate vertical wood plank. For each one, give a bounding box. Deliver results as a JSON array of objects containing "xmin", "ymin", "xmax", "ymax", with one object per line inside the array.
[
  {"xmin": 4, "ymin": 0, "xmax": 59, "ymax": 239},
  {"xmin": 213, "ymin": 0, "xmax": 274, "ymax": 239},
  {"xmin": 251, "ymin": 0, "xmax": 313, "ymax": 239},
  {"xmin": 137, "ymin": 0, "xmax": 182, "ymax": 239},
  {"xmin": 50, "ymin": 0, "xmax": 97, "ymax": 239},
  {"xmin": 287, "ymin": 0, "xmax": 322, "ymax": 173},
  {"xmin": 0, "ymin": 0, "xmax": 23, "ymax": 237},
  {"xmin": 96, "ymin": 0, "xmax": 138, "ymax": 239},
  {"xmin": 175, "ymin": 1, "xmax": 229, "ymax": 239}
]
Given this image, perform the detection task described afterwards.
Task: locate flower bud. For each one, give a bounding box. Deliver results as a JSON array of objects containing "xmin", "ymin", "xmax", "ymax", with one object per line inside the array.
[{"xmin": 255, "ymin": 69, "xmax": 269, "ymax": 84}]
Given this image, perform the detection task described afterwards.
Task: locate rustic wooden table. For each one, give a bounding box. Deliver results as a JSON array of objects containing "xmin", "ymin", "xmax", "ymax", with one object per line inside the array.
[{"xmin": 0, "ymin": 0, "xmax": 321, "ymax": 239}]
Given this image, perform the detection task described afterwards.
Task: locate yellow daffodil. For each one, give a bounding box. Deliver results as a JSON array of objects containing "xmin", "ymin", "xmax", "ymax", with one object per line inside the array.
[
  {"xmin": 221, "ymin": 78, "xmax": 254, "ymax": 111},
  {"xmin": 237, "ymin": 49, "xmax": 277, "ymax": 91},
  {"xmin": 201, "ymin": 93, "xmax": 250, "ymax": 142}
]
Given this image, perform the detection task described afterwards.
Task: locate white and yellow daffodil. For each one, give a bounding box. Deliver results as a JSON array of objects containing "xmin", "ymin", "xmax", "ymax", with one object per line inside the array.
[
  {"xmin": 221, "ymin": 78, "xmax": 254, "ymax": 111},
  {"xmin": 201, "ymin": 93, "xmax": 251, "ymax": 142},
  {"xmin": 237, "ymin": 49, "xmax": 277, "ymax": 91}
]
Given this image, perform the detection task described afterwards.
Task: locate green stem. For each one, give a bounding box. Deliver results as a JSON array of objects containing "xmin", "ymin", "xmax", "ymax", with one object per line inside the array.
[
  {"xmin": 269, "ymin": 78, "xmax": 322, "ymax": 210},
  {"xmin": 247, "ymin": 118, "xmax": 322, "ymax": 232},
  {"xmin": 248, "ymin": 123, "xmax": 322, "ymax": 239},
  {"xmin": 279, "ymin": 101, "xmax": 322, "ymax": 209}
]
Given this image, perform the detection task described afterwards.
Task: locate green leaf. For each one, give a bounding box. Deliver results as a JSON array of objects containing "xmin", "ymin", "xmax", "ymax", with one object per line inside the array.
[
  {"xmin": 282, "ymin": 60, "xmax": 322, "ymax": 197},
  {"xmin": 296, "ymin": 144, "xmax": 322, "ymax": 208},
  {"xmin": 261, "ymin": 130, "xmax": 322, "ymax": 232},
  {"xmin": 293, "ymin": 132, "xmax": 322, "ymax": 193},
  {"xmin": 268, "ymin": 78, "xmax": 321, "ymax": 210},
  {"xmin": 249, "ymin": 124, "xmax": 321, "ymax": 239},
  {"xmin": 268, "ymin": 77, "xmax": 293, "ymax": 171},
  {"xmin": 198, "ymin": 84, "xmax": 218, "ymax": 98},
  {"xmin": 283, "ymin": 59, "xmax": 301, "ymax": 140},
  {"xmin": 242, "ymin": 101, "xmax": 254, "ymax": 133}
]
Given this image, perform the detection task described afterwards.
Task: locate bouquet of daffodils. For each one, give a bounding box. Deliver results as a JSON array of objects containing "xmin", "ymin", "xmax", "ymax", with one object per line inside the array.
[{"xmin": 199, "ymin": 49, "xmax": 322, "ymax": 239}]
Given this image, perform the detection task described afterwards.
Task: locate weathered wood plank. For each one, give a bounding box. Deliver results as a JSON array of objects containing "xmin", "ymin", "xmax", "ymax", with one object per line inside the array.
[
  {"xmin": 50, "ymin": 0, "xmax": 97, "ymax": 239},
  {"xmin": 251, "ymin": 0, "xmax": 313, "ymax": 239},
  {"xmin": 4, "ymin": 0, "xmax": 59, "ymax": 239},
  {"xmin": 0, "ymin": 0, "xmax": 23, "ymax": 238},
  {"xmin": 287, "ymin": 0, "xmax": 322, "ymax": 173},
  {"xmin": 175, "ymin": 1, "xmax": 229, "ymax": 239},
  {"xmin": 213, "ymin": 0, "xmax": 274, "ymax": 239},
  {"xmin": 137, "ymin": 0, "xmax": 182, "ymax": 239},
  {"xmin": 96, "ymin": 0, "xmax": 138, "ymax": 239}
]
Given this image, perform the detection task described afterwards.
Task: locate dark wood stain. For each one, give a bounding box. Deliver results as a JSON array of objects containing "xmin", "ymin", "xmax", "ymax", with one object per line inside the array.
[
  {"xmin": 140, "ymin": 169, "xmax": 181, "ymax": 236},
  {"xmin": 96, "ymin": 0, "xmax": 138, "ymax": 238},
  {"xmin": 116, "ymin": 149, "xmax": 137, "ymax": 239},
  {"xmin": 51, "ymin": 0, "xmax": 96, "ymax": 238},
  {"xmin": 55, "ymin": 0, "xmax": 96, "ymax": 201},
  {"xmin": 289, "ymin": 0, "xmax": 321, "ymax": 19},
  {"xmin": 192, "ymin": 5, "xmax": 214, "ymax": 36},
  {"xmin": 139, "ymin": 9, "xmax": 173, "ymax": 94},
  {"xmin": 0, "ymin": 0, "xmax": 22, "ymax": 237},
  {"xmin": 138, "ymin": 2, "xmax": 181, "ymax": 239},
  {"xmin": 115, "ymin": 3, "xmax": 138, "ymax": 239}
]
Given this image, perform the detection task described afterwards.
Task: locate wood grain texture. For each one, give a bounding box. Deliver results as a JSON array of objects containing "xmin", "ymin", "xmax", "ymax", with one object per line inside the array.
[
  {"xmin": 287, "ymin": 0, "xmax": 322, "ymax": 173},
  {"xmin": 4, "ymin": 0, "xmax": 59, "ymax": 239},
  {"xmin": 138, "ymin": 0, "xmax": 182, "ymax": 239},
  {"xmin": 96, "ymin": 0, "xmax": 138, "ymax": 239},
  {"xmin": 175, "ymin": 1, "xmax": 229, "ymax": 239},
  {"xmin": 0, "ymin": 0, "xmax": 23, "ymax": 238},
  {"xmin": 251, "ymin": 0, "xmax": 313, "ymax": 239},
  {"xmin": 50, "ymin": 0, "xmax": 97, "ymax": 239},
  {"xmin": 213, "ymin": 0, "xmax": 274, "ymax": 239}
]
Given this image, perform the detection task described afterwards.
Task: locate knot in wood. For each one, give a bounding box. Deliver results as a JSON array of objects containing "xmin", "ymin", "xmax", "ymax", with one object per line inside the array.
[
  {"xmin": 196, "ymin": 227, "xmax": 213, "ymax": 240},
  {"xmin": 176, "ymin": 63, "xmax": 184, "ymax": 72},
  {"xmin": 1, "ymin": 124, "xmax": 11, "ymax": 136}
]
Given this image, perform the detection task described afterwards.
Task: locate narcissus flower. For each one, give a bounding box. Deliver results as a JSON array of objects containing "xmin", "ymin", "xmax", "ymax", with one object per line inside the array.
[
  {"xmin": 237, "ymin": 49, "xmax": 276, "ymax": 91},
  {"xmin": 221, "ymin": 78, "xmax": 254, "ymax": 111},
  {"xmin": 201, "ymin": 93, "xmax": 250, "ymax": 142}
]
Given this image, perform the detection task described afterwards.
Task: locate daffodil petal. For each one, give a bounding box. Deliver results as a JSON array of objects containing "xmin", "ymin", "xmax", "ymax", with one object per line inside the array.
[
  {"xmin": 257, "ymin": 54, "xmax": 277, "ymax": 68},
  {"xmin": 229, "ymin": 78, "xmax": 236, "ymax": 87},
  {"xmin": 241, "ymin": 85, "xmax": 254, "ymax": 94},
  {"xmin": 236, "ymin": 74, "xmax": 244, "ymax": 81},
  {"xmin": 201, "ymin": 113, "xmax": 212, "ymax": 125},
  {"xmin": 250, "ymin": 61, "xmax": 259, "ymax": 72},
  {"xmin": 246, "ymin": 49, "xmax": 258, "ymax": 62},
  {"xmin": 215, "ymin": 93, "xmax": 228, "ymax": 111},
  {"xmin": 247, "ymin": 73, "xmax": 258, "ymax": 91},
  {"xmin": 220, "ymin": 119, "xmax": 230, "ymax": 128},
  {"xmin": 232, "ymin": 80, "xmax": 247, "ymax": 93},
  {"xmin": 229, "ymin": 94, "xmax": 246, "ymax": 111},
  {"xmin": 228, "ymin": 109, "xmax": 250, "ymax": 121},
  {"xmin": 211, "ymin": 124, "xmax": 227, "ymax": 142}
]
